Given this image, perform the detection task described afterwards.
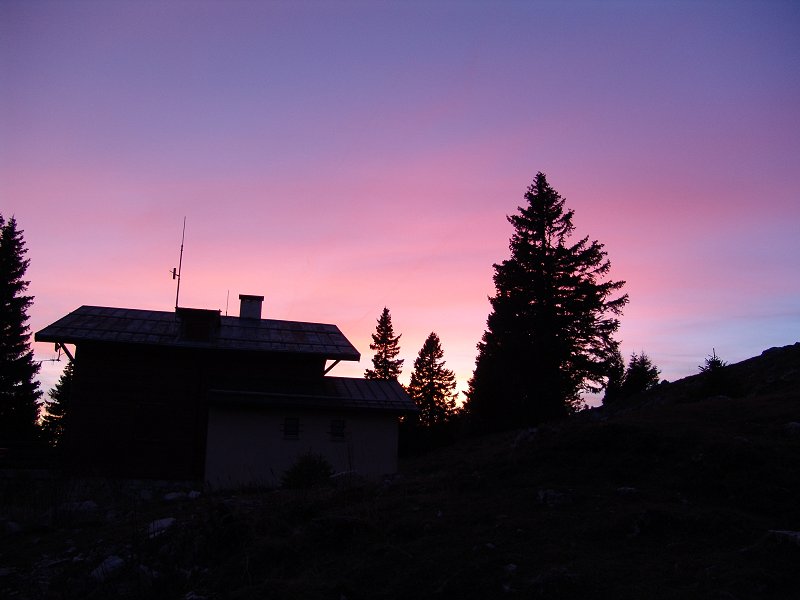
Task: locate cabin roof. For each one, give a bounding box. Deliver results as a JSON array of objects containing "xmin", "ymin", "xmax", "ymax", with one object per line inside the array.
[
  {"xmin": 209, "ymin": 377, "xmax": 417, "ymax": 413},
  {"xmin": 35, "ymin": 305, "xmax": 360, "ymax": 361}
]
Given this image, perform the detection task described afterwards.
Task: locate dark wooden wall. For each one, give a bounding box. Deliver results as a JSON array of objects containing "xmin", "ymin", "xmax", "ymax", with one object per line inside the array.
[{"xmin": 65, "ymin": 342, "xmax": 327, "ymax": 480}]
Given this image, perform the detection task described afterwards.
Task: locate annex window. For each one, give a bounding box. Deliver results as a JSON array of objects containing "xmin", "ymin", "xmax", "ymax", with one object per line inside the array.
[
  {"xmin": 282, "ymin": 417, "xmax": 300, "ymax": 440},
  {"xmin": 329, "ymin": 419, "xmax": 346, "ymax": 441}
]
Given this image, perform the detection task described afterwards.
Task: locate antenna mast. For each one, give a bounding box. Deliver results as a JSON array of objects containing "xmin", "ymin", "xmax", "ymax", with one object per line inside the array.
[{"xmin": 172, "ymin": 217, "xmax": 186, "ymax": 309}]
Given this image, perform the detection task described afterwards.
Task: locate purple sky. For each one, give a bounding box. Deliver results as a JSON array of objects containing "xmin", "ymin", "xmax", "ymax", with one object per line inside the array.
[{"xmin": 2, "ymin": 0, "xmax": 799, "ymax": 404}]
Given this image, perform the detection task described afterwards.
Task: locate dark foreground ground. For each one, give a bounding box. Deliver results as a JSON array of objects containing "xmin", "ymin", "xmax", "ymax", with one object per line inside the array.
[{"xmin": 2, "ymin": 343, "xmax": 799, "ymax": 599}]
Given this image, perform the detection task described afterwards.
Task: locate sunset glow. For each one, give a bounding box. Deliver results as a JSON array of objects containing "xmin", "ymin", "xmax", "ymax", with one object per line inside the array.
[{"xmin": 2, "ymin": 1, "xmax": 798, "ymax": 404}]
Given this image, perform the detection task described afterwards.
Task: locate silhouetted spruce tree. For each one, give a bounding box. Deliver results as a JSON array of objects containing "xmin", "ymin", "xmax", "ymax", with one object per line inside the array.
[
  {"xmin": 0, "ymin": 215, "xmax": 42, "ymax": 443},
  {"xmin": 620, "ymin": 351, "xmax": 660, "ymax": 397},
  {"xmin": 698, "ymin": 348, "xmax": 730, "ymax": 396},
  {"xmin": 602, "ymin": 347, "xmax": 626, "ymax": 405},
  {"xmin": 465, "ymin": 173, "xmax": 628, "ymax": 430},
  {"xmin": 407, "ymin": 332, "xmax": 458, "ymax": 427},
  {"xmin": 41, "ymin": 361, "xmax": 73, "ymax": 447},
  {"xmin": 364, "ymin": 307, "xmax": 403, "ymax": 381},
  {"xmin": 699, "ymin": 348, "xmax": 727, "ymax": 374}
]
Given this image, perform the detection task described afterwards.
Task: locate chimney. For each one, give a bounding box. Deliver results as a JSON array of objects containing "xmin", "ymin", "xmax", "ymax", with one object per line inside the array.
[
  {"xmin": 175, "ymin": 308, "xmax": 221, "ymax": 341},
  {"xmin": 239, "ymin": 294, "xmax": 264, "ymax": 319}
]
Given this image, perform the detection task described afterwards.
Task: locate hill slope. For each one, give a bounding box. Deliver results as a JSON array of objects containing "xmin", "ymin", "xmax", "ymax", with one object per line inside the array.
[{"xmin": 2, "ymin": 344, "xmax": 799, "ymax": 599}]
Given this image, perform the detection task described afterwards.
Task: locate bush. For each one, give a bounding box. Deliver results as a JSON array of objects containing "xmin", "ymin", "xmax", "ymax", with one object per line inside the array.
[
  {"xmin": 280, "ymin": 452, "xmax": 333, "ymax": 489},
  {"xmin": 699, "ymin": 349, "xmax": 732, "ymax": 397}
]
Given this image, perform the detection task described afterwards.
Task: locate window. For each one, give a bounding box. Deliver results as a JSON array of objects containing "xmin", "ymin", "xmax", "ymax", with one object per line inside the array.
[
  {"xmin": 329, "ymin": 419, "xmax": 346, "ymax": 441},
  {"xmin": 282, "ymin": 417, "xmax": 299, "ymax": 440}
]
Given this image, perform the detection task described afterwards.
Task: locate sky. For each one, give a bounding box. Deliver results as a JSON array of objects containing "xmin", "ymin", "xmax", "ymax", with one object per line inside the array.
[{"xmin": 2, "ymin": 0, "xmax": 799, "ymax": 406}]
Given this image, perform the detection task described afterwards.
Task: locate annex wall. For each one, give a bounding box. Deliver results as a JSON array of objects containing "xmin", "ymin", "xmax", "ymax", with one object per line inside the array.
[{"xmin": 204, "ymin": 406, "xmax": 398, "ymax": 489}]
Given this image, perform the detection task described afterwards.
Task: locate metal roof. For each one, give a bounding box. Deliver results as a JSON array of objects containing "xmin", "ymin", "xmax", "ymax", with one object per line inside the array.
[
  {"xmin": 209, "ymin": 377, "xmax": 417, "ymax": 413},
  {"xmin": 34, "ymin": 305, "xmax": 360, "ymax": 361}
]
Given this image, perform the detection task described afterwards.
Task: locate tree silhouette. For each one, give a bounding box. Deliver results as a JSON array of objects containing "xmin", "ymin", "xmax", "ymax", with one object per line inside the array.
[
  {"xmin": 620, "ymin": 351, "xmax": 660, "ymax": 397},
  {"xmin": 602, "ymin": 347, "xmax": 626, "ymax": 405},
  {"xmin": 466, "ymin": 173, "xmax": 627, "ymax": 429},
  {"xmin": 364, "ymin": 307, "xmax": 403, "ymax": 381},
  {"xmin": 699, "ymin": 348, "xmax": 727, "ymax": 374},
  {"xmin": 0, "ymin": 215, "xmax": 42, "ymax": 443},
  {"xmin": 603, "ymin": 351, "xmax": 661, "ymax": 405},
  {"xmin": 698, "ymin": 348, "xmax": 730, "ymax": 396},
  {"xmin": 407, "ymin": 332, "xmax": 457, "ymax": 427},
  {"xmin": 40, "ymin": 361, "xmax": 73, "ymax": 447}
]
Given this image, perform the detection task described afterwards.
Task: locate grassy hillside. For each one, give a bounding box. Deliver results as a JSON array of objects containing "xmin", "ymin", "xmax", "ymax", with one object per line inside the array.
[{"xmin": 2, "ymin": 344, "xmax": 798, "ymax": 599}]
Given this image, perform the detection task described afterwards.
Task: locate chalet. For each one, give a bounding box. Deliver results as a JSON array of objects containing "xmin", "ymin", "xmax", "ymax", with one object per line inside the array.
[{"xmin": 35, "ymin": 295, "xmax": 416, "ymax": 488}]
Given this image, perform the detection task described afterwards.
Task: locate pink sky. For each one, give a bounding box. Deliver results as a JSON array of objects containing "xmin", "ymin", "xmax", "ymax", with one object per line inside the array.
[{"xmin": 2, "ymin": 1, "xmax": 798, "ymax": 405}]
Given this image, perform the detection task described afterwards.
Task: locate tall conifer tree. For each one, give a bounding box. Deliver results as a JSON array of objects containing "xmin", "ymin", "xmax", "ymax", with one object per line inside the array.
[
  {"xmin": 407, "ymin": 332, "xmax": 457, "ymax": 427},
  {"xmin": 0, "ymin": 215, "xmax": 42, "ymax": 442},
  {"xmin": 466, "ymin": 173, "xmax": 627, "ymax": 430},
  {"xmin": 364, "ymin": 307, "xmax": 403, "ymax": 381}
]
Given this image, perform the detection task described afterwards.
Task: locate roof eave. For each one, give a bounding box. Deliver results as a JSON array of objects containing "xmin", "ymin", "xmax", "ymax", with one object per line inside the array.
[
  {"xmin": 208, "ymin": 386, "xmax": 418, "ymax": 414},
  {"xmin": 34, "ymin": 331, "xmax": 360, "ymax": 361}
]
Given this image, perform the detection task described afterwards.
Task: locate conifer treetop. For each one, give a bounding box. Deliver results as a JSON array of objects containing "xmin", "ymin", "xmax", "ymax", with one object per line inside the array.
[
  {"xmin": 407, "ymin": 332, "xmax": 457, "ymax": 427},
  {"xmin": 364, "ymin": 307, "xmax": 403, "ymax": 381}
]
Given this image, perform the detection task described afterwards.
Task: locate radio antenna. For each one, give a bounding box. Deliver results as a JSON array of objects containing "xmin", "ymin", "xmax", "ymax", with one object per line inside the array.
[{"xmin": 172, "ymin": 217, "xmax": 186, "ymax": 309}]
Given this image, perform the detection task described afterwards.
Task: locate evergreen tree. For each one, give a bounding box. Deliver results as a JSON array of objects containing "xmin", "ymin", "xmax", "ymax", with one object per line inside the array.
[
  {"xmin": 620, "ymin": 351, "xmax": 660, "ymax": 397},
  {"xmin": 699, "ymin": 348, "xmax": 727, "ymax": 374},
  {"xmin": 364, "ymin": 307, "xmax": 404, "ymax": 381},
  {"xmin": 602, "ymin": 347, "xmax": 626, "ymax": 405},
  {"xmin": 40, "ymin": 361, "xmax": 73, "ymax": 447},
  {"xmin": 698, "ymin": 348, "xmax": 730, "ymax": 396},
  {"xmin": 407, "ymin": 332, "xmax": 458, "ymax": 427},
  {"xmin": 466, "ymin": 173, "xmax": 628, "ymax": 430},
  {"xmin": 0, "ymin": 215, "xmax": 42, "ymax": 443}
]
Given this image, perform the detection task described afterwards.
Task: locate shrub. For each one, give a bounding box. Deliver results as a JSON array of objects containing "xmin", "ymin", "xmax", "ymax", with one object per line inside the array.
[
  {"xmin": 281, "ymin": 452, "xmax": 333, "ymax": 489},
  {"xmin": 699, "ymin": 349, "xmax": 732, "ymax": 396}
]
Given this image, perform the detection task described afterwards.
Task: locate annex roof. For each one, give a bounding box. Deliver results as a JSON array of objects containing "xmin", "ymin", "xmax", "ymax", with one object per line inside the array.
[
  {"xmin": 208, "ymin": 377, "xmax": 417, "ymax": 413},
  {"xmin": 34, "ymin": 305, "xmax": 360, "ymax": 361}
]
